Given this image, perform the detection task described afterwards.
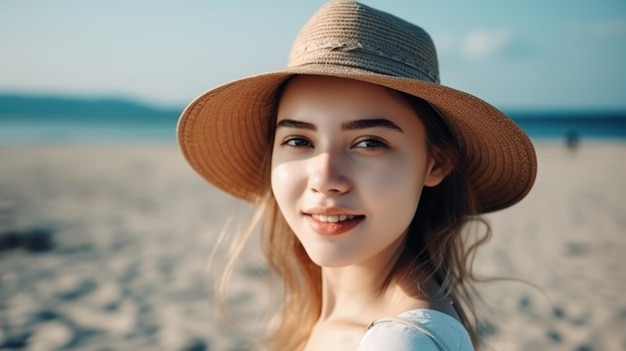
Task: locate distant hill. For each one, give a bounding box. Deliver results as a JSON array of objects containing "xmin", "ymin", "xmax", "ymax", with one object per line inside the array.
[
  {"xmin": 0, "ymin": 94, "xmax": 182, "ymax": 122},
  {"xmin": 1, "ymin": 94, "xmax": 625, "ymax": 139},
  {"xmin": 3, "ymin": 94, "xmax": 625, "ymax": 121}
]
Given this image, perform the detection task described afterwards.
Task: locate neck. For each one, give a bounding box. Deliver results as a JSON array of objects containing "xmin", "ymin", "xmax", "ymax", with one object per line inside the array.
[{"xmin": 317, "ymin": 238, "xmax": 426, "ymax": 324}]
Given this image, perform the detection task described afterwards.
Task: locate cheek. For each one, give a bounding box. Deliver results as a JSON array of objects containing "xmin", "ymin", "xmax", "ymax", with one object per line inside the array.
[
  {"xmin": 270, "ymin": 164, "xmax": 288, "ymax": 203},
  {"xmin": 271, "ymin": 161, "xmax": 304, "ymax": 208},
  {"xmin": 372, "ymin": 179, "xmax": 422, "ymax": 218},
  {"xmin": 362, "ymin": 159, "xmax": 426, "ymax": 224},
  {"xmin": 362, "ymin": 158, "xmax": 425, "ymax": 200},
  {"xmin": 271, "ymin": 161, "xmax": 309, "ymax": 240}
]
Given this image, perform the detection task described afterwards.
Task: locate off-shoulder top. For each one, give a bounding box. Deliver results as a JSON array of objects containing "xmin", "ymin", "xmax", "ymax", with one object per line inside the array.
[{"xmin": 357, "ymin": 309, "xmax": 474, "ymax": 351}]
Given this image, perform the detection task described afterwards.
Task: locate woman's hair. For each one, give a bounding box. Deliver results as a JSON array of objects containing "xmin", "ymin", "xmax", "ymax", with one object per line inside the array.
[
  {"xmin": 216, "ymin": 80, "xmax": 492, "ymax": 350},
  {"xmin": 391, "ymin": 93, "xmax": 491, "ymax": 349}
]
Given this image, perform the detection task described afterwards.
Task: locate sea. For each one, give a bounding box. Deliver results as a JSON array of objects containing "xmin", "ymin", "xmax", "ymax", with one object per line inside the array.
[
  {"xmin": 0, "ymin": 96, "xmax": 625, "ymax": 145},
  {"xmin": 0, "ymin": 118, "xmax": 178, "ymax": 145},
  {"xmin": 510, "ymin": 111, "xmax": 626, "ymax": 141}
]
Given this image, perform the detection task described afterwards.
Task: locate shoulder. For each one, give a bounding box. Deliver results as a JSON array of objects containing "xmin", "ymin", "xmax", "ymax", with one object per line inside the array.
[{"xmin": 357, "ymin": 309, "xmax": 474, "ymax": 351}]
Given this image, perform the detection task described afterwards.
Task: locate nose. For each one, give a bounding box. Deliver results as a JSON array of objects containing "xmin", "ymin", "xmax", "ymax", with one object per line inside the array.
[{"xmin": 308, "ymin": 152, "xmax": 351, "ymax": 195}]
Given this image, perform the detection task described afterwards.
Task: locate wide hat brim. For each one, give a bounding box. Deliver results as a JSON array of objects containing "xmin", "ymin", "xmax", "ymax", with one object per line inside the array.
[{"xmin": 177, "ymin": 64, "xmax": 537, "ymax": 213}]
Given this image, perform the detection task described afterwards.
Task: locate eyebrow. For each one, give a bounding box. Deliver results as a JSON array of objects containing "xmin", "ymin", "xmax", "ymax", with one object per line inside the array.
[
  {"xmin": 276, "ymin": 118, "xmax": 404, "ymax": 133},
  {"xmin": 276, "ymin": 119, "xmax": 316, "ymax": 130},
  {"xmin": 342, "ymin": 118, "xmax": 403, "ymax": 133}
]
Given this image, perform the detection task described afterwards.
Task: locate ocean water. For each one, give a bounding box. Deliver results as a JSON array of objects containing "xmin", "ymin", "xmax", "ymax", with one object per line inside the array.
[
  {"xmin": 512, "ymin": 112, "xmax": 626, "ymax": 140},
  {"xmin": 0, "ymin": 96, "xmax": 180, "ymax": 145},
  {"xmin": 0, "ymin": 118, "xmax": 178, "ymax": 145},
  {"xmin": 0, "ymin": 113, "xmax": 625, "ymax": 145}
]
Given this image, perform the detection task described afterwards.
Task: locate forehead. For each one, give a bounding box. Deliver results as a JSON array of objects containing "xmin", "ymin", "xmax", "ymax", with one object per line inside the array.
[{"xmin": 276, "ymin": 75, "xmax": 420, "ymax": 124}]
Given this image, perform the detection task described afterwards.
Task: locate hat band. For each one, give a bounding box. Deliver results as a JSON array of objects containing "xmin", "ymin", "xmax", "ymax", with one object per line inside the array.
[{"xmin": 288, "ymin": 40, "xmax": 440, "ymax": 84}]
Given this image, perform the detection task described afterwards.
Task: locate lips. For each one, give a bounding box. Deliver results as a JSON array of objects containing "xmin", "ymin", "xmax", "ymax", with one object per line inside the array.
[{"xmin": 304, "ymin": 211, "xmax": 365, "ymax": 236}]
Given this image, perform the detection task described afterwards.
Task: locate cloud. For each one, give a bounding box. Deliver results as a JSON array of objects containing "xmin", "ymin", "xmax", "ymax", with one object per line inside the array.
[
  {"xmin": 461, "ymin": 29, "xmax": 513, "ymax": 60},
  {"xmin": 433, "ymin": 29, "xmax": 530, "ymax": 61}
]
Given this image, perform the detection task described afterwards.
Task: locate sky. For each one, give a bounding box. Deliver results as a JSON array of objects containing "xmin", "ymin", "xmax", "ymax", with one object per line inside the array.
[{"xmin": 1, "ymin": 0, "xmax": 625, "ymax": 111}]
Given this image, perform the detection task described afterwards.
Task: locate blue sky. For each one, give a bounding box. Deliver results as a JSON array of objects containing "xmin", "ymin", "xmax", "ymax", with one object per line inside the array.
[{"xmin": 1, "ymin": 0, "xmax": 625, "ymax": 110}]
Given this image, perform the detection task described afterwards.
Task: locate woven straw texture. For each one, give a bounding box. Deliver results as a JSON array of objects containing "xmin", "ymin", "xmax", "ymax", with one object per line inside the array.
[{"xmin": 177, "ymin": 0, "xmax": 537, "ymax": 213}]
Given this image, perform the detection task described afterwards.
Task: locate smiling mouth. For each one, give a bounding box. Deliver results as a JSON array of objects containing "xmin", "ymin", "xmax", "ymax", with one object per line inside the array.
[
  {"xmin": 310, "ymin": 214, "xmax": 360, "ymax": 223},
  {"xmin": 305, "ymin": 213, "xmax": 365, "ymax": 235}
]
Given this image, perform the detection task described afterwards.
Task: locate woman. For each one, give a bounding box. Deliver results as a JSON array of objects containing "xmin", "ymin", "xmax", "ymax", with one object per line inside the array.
[{"xmin": 177, "ymin": 1, "xmax": 537, "ymax": 350}]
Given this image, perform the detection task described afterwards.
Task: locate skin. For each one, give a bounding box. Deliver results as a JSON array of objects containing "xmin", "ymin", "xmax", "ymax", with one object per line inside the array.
[{"xmin": 270, "ymin": 75, "xmax": 451, "ymax": 351}]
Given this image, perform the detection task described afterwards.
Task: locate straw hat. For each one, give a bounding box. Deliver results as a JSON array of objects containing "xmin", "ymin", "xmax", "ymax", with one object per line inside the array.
[{"xmin": 177, "ymin": 0, "xmax": 537, "ymax": 213}]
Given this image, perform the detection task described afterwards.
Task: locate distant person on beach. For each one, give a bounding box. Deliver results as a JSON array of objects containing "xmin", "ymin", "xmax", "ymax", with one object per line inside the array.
[
  {"xmin": 176, "ymin": 1, "xmax": 537, "ymax": 350},
  {"xmin": 566, "ymin": 129, "xmax": 581, "ymax": 151}
]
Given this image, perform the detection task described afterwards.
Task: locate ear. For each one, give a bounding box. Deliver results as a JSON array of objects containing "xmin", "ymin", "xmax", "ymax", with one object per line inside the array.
[{"xmin": 423, "ymin": 157, "xmax": 452, "ymax": 187}]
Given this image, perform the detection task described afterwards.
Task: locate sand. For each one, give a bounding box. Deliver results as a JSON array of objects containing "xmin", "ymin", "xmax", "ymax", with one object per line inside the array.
[{"xmin": 0, "ymin": 140, "xmax": 624, "ymax": 351}]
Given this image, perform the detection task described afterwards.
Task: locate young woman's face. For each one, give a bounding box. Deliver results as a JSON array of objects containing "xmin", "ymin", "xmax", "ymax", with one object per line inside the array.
[{"xmin": 271, "ymin": 76, "xmax": 446, "ymax": 268}]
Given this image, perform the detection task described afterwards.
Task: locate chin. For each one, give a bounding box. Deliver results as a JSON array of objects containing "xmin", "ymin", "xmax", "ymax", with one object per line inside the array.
[
  {"xmin": 303, "ymin": 249, "xmax": 350, "ymax": 268},
  {"xmin": 304, "ymin": 247, "xmax": 366, "ymax": 268}
]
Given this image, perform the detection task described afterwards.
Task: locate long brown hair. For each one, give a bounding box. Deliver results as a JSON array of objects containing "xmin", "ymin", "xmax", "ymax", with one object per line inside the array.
[
  {"xmin": 391, "ymin": 93, "xmax": 491, "ymax": 348},
  {"xmin": 217, "ymin": 81, "xmax": 491, "ymax": 350}
]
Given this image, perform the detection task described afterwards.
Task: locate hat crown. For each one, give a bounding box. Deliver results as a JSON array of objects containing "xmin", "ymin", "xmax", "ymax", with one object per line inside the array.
[{"xmin": 288, "ymin": 0, "xmax": 440, "ymax": 84}]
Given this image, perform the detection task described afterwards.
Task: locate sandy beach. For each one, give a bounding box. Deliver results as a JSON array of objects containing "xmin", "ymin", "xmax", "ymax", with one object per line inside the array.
[{"xmin": 1, "ymin": 140, "xmax": 625, "ymax": 350}]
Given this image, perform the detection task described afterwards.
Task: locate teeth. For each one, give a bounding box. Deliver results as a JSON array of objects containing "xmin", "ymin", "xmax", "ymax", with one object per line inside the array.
[{"xmin": 312, "ymin": 214, "xmax": 355, "ymax": 223}]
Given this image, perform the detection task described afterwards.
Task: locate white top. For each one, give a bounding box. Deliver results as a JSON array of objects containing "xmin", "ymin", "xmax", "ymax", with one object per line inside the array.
[{"xmin": 357, "ymin": 309, "xmax": 474, "ymax": 351}]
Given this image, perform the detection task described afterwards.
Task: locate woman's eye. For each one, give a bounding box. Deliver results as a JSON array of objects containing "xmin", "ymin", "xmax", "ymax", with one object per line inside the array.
[
  {"xmin": 282, "ymin": 137, "xmax": 312, "ymax": 148},
  {"xmin": 353, "ymin": 138, "xmax": 388, "ymax": 149}
]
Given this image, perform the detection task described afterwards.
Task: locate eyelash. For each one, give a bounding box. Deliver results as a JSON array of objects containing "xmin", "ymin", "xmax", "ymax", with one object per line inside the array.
[
  {"xmin": 282, "ymin": 136, "xmax": 312, "ymax": 148},
  {"xmin": 280, "ymin": 136, "xmax": 389, "ymax": 150},
  {"xmin": 353, "ymin": 136, "xmax": 389, "ymax": 149}
]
